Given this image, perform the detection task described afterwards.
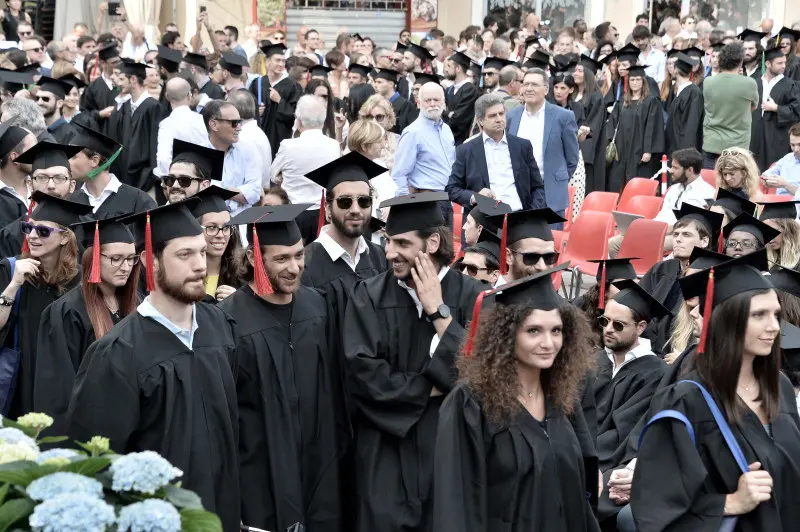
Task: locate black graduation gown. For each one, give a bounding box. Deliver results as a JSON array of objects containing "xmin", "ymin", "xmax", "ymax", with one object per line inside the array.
[
  {"xmin": 432, "ymin": 384, "xmax": 602, "ymax": 532},
  {"xmin": 250, "ymin": 76, "xmax": 303, "ymax": 157},
  {"xmin": 69, "ymin": 182, "xmax": 156, "ymax": 219},
  {"xmin": 33, "ymin": 287, "xmax": 121, "ymax": 437},
  {"xmin": 0, "ymin": 189, "xmax": 25, "ymax": 230},
  {"xmin": 219, "ymin": 285, "xmax": 346, "ymax": 532},
  {"xmin": 397, "ymin": 77, "xmax": 411, "ymax": 102},
  {"xmin": 80, "ymin": 77, "xmax": 118, "ymax": 113},
  {"xmin": 119, "ymin": 98, "xmax": 162, "ymax": 190},
  {"xmin": 199, "ymin": 79, "xmax": 225, "ymax": 100},
  {"xmin": 0, "ymin": 259, "xmax": 79, "ymax": 418},
  {"xmin": 391, "ymin": 94, "xmax": 419, "ymax": 134},
  {"xmin": 639, "ymin": 259, "xmax": 683, "ymax": 354},
  {"xmin": 580, "ymin": 92, "xmax": 607, "ymax": 194},
  {"xmin": 445, "ymin": 82, "xmax": 481, "ymax": 145},
  {"xmin": 48, "ymin": 119, "xmax": 75, "ymax": 145},
  {"xmin": 753, "ymin": 77, "xmax": 800, "ymax": 170},
  {"xmin": 631, "ymin": 372, "xmax": 800, "ymax": 532},
  {"xmin": 607, "ymin": 95, "xmax": 665, "ymax": 194},
  {"xmin": 666, "ymin": 84, "xmax": 704, "ymax": 154},
  {"xmin": 785, "ymin": 55, "xmax": 800, "ymax": 83},
  {"xmin": 0, "ymin": 219, "xmax": 23, "ymax": 259},
  {"xmin": 66, "ymin": 303, "xmax": 241, "ymax": 532},
  {"xmin": 603, "ymin": 76, "xmax": 661, "ymax": 107},
  {"xmin": 343, "ymin": 268, "xmax": 483, "ymax": 532}
]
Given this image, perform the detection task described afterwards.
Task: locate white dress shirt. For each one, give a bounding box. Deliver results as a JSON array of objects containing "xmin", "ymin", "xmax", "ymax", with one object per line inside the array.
[
  {"xmin": 0, "ymin": 180, "xmax": 28, "ymax": 207},
  {"xmin": 398, "ymin": 266, "xmax": 450, "ymax": 356},
  {"xmin": 122, "ymin": 38, "xmax": 154, "ymax": 63},
  {"xmin": 217, "ymin": 142, "xmax": 263, "ymax": 216},
  {"xmin": 129, "ymin": 91, "xmax": 151, "ymax": 114},
  {"xmin": 240, "ymin": 119, "xmax": 273, "ymax": 187},
  {"xmin": 316, "ymin": 229, "xmax": 369, "ymax": 271},
  {"xmin": 154, "ymin": 105, "xmax": 210, "ymax": 178},
  {"xmin": 81, "ymin": 174, "xmax": 123, "ymax": 212},
  {"xmin": 516, "ymin": 103, "xmax": 546, "ymax": 175},
  {"xmin": 605, "ymin": 337, "xmax": 655, "ymax": 377},
  {"xmin": 639, "ymin": 47, "xmax": 667, "ymax": 83},
  {"xmin": 675, "ymin": 80, "xmax": 692, "ymax": 98},
  {"xmin": 654, "ymin": 176, "xmax": 717, "ymax": 225},
  {"xmin": 763, "ymin": 74, "xmax": 784, "ymax": 116},
  {"xmin": 483, "ymin": 133, "xmax": 523, "ymax": 211},
  {"xmin": 102, "ymin": 73, "xmax": 114, "ymax": 91},
  {"xmin": 270, "ymin": 129, "xmax": 341, "ymax": 209}
]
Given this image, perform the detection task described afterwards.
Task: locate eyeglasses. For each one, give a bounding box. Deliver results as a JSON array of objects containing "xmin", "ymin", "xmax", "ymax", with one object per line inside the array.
[
  {"xmin": 101, "ymin": 253, "xmax": 140, "ymax": 267},
  {"xmin": 214, "ymin": 118, "xmax": 242, "ymax": 128},
  {"xmin": 462, "ymin": 263, "xmax": 489, "ymax": 277},
  {"xmin": 203, "ymin": 225, "xmax": 232, "ymax": 237},
  {"xmin": 335, "ymin": 195, "xmax": 373, "ymax": 210},
  {"xmin": 21, "ymin": 222, "xmax": 66, "ymax": 238},
  {"xmin": 31, "ymin": 174, "xmax": 70, "ymax": 185},
  {"xmin": 368, "ymin": 114, "xmax": 387, "ymax": 122},
  {"xmin": 598, "ymin": 316, "xmax": 631, "ymax": 332},
  {"xmin": 162, "ymin": 174, "xmax": 204, "ymax": 188},
  {"xmin": 726, "ymin": 239, "xmax": 758, "ymax": 250},
  {"xmin": 509, "ymin": 249, "xmax": 559, "ymax": 266}
]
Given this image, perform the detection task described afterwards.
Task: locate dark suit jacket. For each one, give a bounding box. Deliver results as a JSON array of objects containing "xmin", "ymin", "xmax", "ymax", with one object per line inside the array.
[
  {"xmin": 445, "ymin": 81, "xmax": 481, "ymax": 145},
  {"xmin": 446, "ymin": 133, "xmax": 546, "ymax": 215}
]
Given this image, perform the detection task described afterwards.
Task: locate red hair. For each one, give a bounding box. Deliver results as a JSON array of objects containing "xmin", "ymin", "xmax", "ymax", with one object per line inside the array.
[{"xmin": 80, "ymin": 247, "xmax": 141, "ymax": 339}]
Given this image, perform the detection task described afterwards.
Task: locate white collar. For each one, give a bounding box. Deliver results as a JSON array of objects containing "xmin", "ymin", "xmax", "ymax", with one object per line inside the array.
[
  {"xmin": 523, "ymin": 102, "xmax": 546, "ymax": 117},
  {"xmin": 316, "ymin": 230, "xmax": 370, "ymax": 263},
  {"xmin": 453, "ymin": 78, "xmax": 470, "ymax": 90},
  {"xmin": 81, "ymin": 173, "xmax": 122, "ymax": 199},
  {"xmin": 130, "ymin": 90, "xmax": 151, "ymax": 109},
  {"xmin": 398, "ymin": 266, "xmax": 450, "ymax": 318},
  {"xmin": 483, "ymin": 132, "xmax": 508, "ymax": 145},
  {"xmin": 0, "ymin": 179, "xmax": 28, "ymax": 205},
  {"xmin": 299, "ymin": 129, "xmax": 324, "ymax": 137},
  {"xmin": 605, "ymin": 337, "xmax": 654, "ymax": 376}
]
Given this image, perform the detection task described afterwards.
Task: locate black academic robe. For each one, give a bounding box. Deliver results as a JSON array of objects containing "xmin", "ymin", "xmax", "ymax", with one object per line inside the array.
[
  {"xmin": 785, "ymin": 55, "xmax": 800, "ymax": 83},
  {"xmin": 117, "ymin": 98, "xmax": 162, "ymax": 190},
  {"xmin": 603, "ymin": 76, "xmax": 661, "ymax": 107},
  {"xmin": 666, "ymin": 84, "xmax": 704, "ymax": 154},
  {"xmin": 67, "ymin": 303, "xmax": 241, "ymax": 532},
  {"xmin": 391, "ymin": 94, "xmax": 419, "ymax": 134},
  {"xmin": 639, "ymin": 259, "xmax": 683, "ymax": 354},
  {"xmin": 432, "ymin": 384, "xmax": 602, "ymax": 532},
  {"xmin": 80, "ymin": 77, "xmax": 118, "ymax": 113},
  {"xmin": 445, "ymin": 82, "xmax": 481, "ymax": 145},
  {"xmin": 69, "ymin": 181, "xmax": 156, "ymax": 219},
  {"xmin": 631, "ymin": 372, "xmax": 800, "ymax": 532},
  {"xmin": 397, "ymin": 77, "xmax": 411, "ymax": 102},
  {"xmin": 0, "ymin": 219, "xmax": 23, "ymax": 259},
  {"xmin": 745, "ymin": 65, "xmax": 763, "ymax": 82},
  {"xmin": 0, "ymin": 259, "xmax": 79, "ymax": 418},
  {"xmin": 48, "ymin": 119, "xmax": 75, "ymax": 145},
  {"xmin": 250, "ymin": 76, "xmax": 303, "ymax": 157},
  {"xmin": 580, "ymin": 92, "xmax": 607, "ymax": 195},
  {"xmin": 34, "ymin": 287, "xmax": 122, "ymax": 437},
  {"xmin": 344, "ymin": 268, "xmax": 483, "ymax": 532},
  {"xmin": 199, "ymin": 79, "xmax": 225, "ymax": 100},
  {"xmin": 752, "ymin": 77, "xmax": 800, "ymax": 170},
  {"xmin": 0, "ymin": 190, "xmax": 25, "ymax": 230},
  {"xmin": 219, "ymin": 285, "xmax": 346, "ymax": 532},
  {"xmin": 607, "ymin": 95, "xmax": 665, "ymax": 194}
]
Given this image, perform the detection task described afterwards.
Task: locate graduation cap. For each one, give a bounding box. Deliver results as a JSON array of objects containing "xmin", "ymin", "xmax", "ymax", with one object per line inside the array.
[
  {"xmin": 70, "ymin": 121, "xmax": 123, "ymax": 175},
  {"xmin": 219, "ymin": 51, "xmax": 249, "ymax": 76},
  {"xmin": 35, "ymin": 76, "xmax": 73, "ymax": 100},
  {"xmin": 261, "ymin": 41, "xmax": 287, "ymax": 58},
  {"xmin": 16, "ymin": 63, "xmax": 42, "ymax": 76},
  {"xmin": 722, "ymin": 212, "xmax": 781, "ymax": 245},
  {"xmin": 708, "ymin": 188, "xmax": 757, "ymax": 218},
  {"xmin": 483, "ymin": 57, "xmax": 515, "ymax": 71},
  {"xmin": 369, "ymin": 216, "xmax": 386, "ymax": 235},
  {"xmin": 758, "ymin": 199, "xmax": 800, "ymax": 221},
  {"xmin": 687, "ymin": 248, "xmax": 729, "ymax": 271},
  {"xmin": 448, "ymin": 51, "xmax": 474, "ymax": 71},
  {"xmin": 71, "ymin": 214, "xmax": 136, "ymax": 283},
  {"xmin": 156, "ymin": 45, "xmax": 183, "ymax": 70},
  {"xmin": 674, "ymin": 202, "xmax": 724, "ymax": 242},
  {"xmin": 0, "ymin": 122, "xmax": 30, "ymax": 159},
  {"xmin": 57, "ymin": 73, "xmax": 86, "ymax": 90},
  {"xmin": 412, "ymin": 71, "xmax": 442, "ymax": 86},
  {"xmin": 182, "ymin": 52, "xmax": 208, "ymax": 70},
  {"xmin": 611, "ymin": 279, "xmax": 672, "ymax": 322},
  {"xmin": 119, "ymin": 199, "xmax": 204, "ymax": 291},
  {"xmin": 468, "ymin": 62, "xmax": 482, "ymax": 79},
  {"xmin": 684, "ymin": 46, "xmax": 705, "ymax": 59},
  {"xmin": 310, "ymin": 64, "xmax": 333, "ymax": 77},
  {"xmin": 229, "ymin": 204, "xmax": 312, "ymax": 295},
  {"xmin": 738, "ymin": 29, "xmax": 767, "ymax": 42},
  {"xmin": 678, "ymin": 249, "xmax": 772, "ymax": 353},
  {"xmin": 469, "ymin": 195, "xmax": 512, "ymax": 228},
  {"xmin": 523, "ymin": 49, "xmax": 551, "ymax": 69},
  {"xmin": 474, "ymin": 226, "xmax": 501, "ymax": 262},
  {"xmin": 710, "ymin": 42, "xmax": 726, "ymax": 52},
  {"xmin": 306, "ymin": 151, "xmax": 386, "ymax": 192},
  {"xmin": 578, "ymin": 54, "xmax": 602, "ymax": 75},
  {"xmin": 673, "ymin": 53, "xmax": 699, "ymax": 74},
  {"xmin": 0, "ymin": 67, "xmax": 34, "ymax": 91},
  {"xmin": 380, "ymin": 192, "xmax": 448, "ymax": 236},
  {"xmin": 374, "ymin": 68, "xmax": 400, "ymax": 81},
  {"xmin": 347, "ymin": 63, "xmax": 372, "ymax": 79},
  {"xmin": 405, "ymin": 42, "xmax": 434, "ymax": 62},
  {"xmin": 586, "ymin": 257, "xmax": 638, "ymax": 309},
  {"xmin": 190, "ymin": 184, "xmax": 237, "ymax": 218},
  {"xmin": 493, "ymin": 263, "xmax": 570, "ymax": 308},
  {"xmin": 616, "ymin": 43, "xmax": 641, "ymax": 63},
  {"xmin": 97, "ymin": 41, "xmax": 120, "ymax": 61},
  {"xmin": 29, "ymin": 191, "xmax": 93, "ymax": 227},
  {"xmin": 768, "ymin": 265, "xmax": 800, "ymax": 299},
  {"xmin": 118, "ymin": 58, "xmax": 147, "ymax": 79},
  {"xmin": 775, "ymin": 27, "xmax": 800, "ymax": 43},
  {"xmin": 395, "ymin": 41, "xmax": 408, "ymax": 53},
  {"xmin": 351, "ymin": 33, "xmax": 364, "ymax": 42},
  {"xmin": 553, "ymin": 53, "xmax": 579, "ymax": 71},
  {"xmin": 15, "ymin": 141, "xmax": 83, "ymax": 172},
  {"xmin": 626, "ymin": 65, "xmax": 647, "ymax": 77},
  {"xmin": 171, "ymin": 139, "xmax": 225, "ymax": 181},
  {"xmin": 764, "ymin": 47, "xmax": 785, "ymax": 61},
  {"xmin": 486, "ymin": 208, "xmax": 566, "ymax": 276}
]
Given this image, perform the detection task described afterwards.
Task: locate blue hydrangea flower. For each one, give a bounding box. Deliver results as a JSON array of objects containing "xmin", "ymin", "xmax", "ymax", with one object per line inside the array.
[
  {"xmin": 36, "ymin": 448, "xmax": 80, "ymax": 465},
  {"xmin": 117, "ymin": 499, "xmax": 182, "ymax": 532},
  {"xmin": 110, "ymin": 451, "xmax": 183, "ymax": 495},
  {"xmin": 27, "ymin": 472, "xmax": 104, "ymax": 501},
  {"xmin": 0, "ymin": 427, "xmax": 38, "ymax": 450},
  {"xmin": 29, "ymin": 493, "xmax": 116, "ymax": 532}
]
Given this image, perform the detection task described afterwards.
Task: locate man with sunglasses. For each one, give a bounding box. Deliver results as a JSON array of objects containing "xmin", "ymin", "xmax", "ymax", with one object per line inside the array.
[
  {"xmin": 34, "ymin": 77, "xmax": 75, "ymax": 145},
  {"xmin": 162, "ymin": 139, "xmax": 221, "ymax": 205},
  {"xmin": 0, "ymin": 0, "xmax": 31, "ymax": 43},
  {"xmin": 460, "ymin": 228, "xmax": 502, "ymax": 286},
  {"xmin": 372, "ymin": 68, "xmax": 418, "ymax": 133}
]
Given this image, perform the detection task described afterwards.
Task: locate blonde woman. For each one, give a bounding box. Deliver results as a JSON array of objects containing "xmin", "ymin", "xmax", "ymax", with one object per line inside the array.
[
  {"xmin": 764, "ymin": 217, "xmax": 800, "ymax": 269},
  {"xmin": 346, "ymin": 119, "xmax": 396, "ymax": 215},
  {"xmin": 358, "ymin": 94, "xmax": 400, "ymax": 172},
  {"xmin": 714, "ymin": 147, "xmax": 763, "ymax": 201}
]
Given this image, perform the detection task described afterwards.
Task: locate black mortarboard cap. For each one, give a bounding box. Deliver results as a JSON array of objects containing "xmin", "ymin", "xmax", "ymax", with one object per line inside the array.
[
  {"xmin": 578, "ymin": 54, "xmax": 602, "ymax": 74},
  {"xmin": 71, "ymin": 214, "xmax": 135, "ymax": 248},
  {"xmin": 722, "ymin": 213, "xmax": 781, "ymax": 244},
  {"xmin": 35, "ymin": 76, "xmax": 73, "ymax": 100},
  {"xmin": 348, "ymin": 63, "xmax": 372, "ymax": 79},
  {"xmin": 118, "ymin": 58, "xmax": 147, "ymax": 79},
  {"xmin": 0, "ymin": 67, "xmax": 34, "ymax": 93},
  {"xmin": 688, "ymin": 248, "xmax": 729, "ymax": 271},
  {"xmin": 190, "ymin": 184, "xmax": 237, "ymax": 218},
  {"xmin": 708, "ymin": 188, "xmax": 757, "ymax": 217},
  {"xmin": 674, "ymin": 202, "xmax": 724, "ymax": 237},
  {"xmin": 310, "ymin": 64, "xmax": 333, "ymax": 77},
  {"xmin": 587, "ymin": 257, "xmax": 637, "ymax": 283},
  {"xmin": 156, "ymin": 45, "xmax": 183, "ymax": 68},
  {"xmin": 667, "ymin": 48, "xmax": 683, "ymax": 59},
  {"xmin": 369, "ymin": 216, "xmax": 386, "ymax": 234},
  {"xmin": 182, "ymin": 52, "xmax": 208, "ymax": 69},
  {"xmin": 70, "ymin": 121, "xmax": 122, "ymax": 159},
  {"xmin": 673, "ymin": 52, "xmax": 699, "ymax": 74},
  {"xmin": 412, "ymin": 72, "xmax": 442, "ymax": 86},
  {"xmin": 626, "ymin": 65, "xmax": 647, "ymax": 77},
  {"xmin": 305, "ymin": 151, "xmax": 386, "ymax": 191},
  {"xmin": 57, "ymin": 74, "xmax": 86, "ymax": 90},
  {"xmin": 171, "ymin": 139, "xmax": 225, "ymax": 181},
  {"xmin": 553, "ymin": 53, "xmax": 579, "ymax": 71},
  {"xmin": 374, "ymin": 68, "xmax": 400, "ymax": 81},
  {"xmin": 486, "ymin": 208, "xmax": 566, "ymax": 244},
  {"xmin": 483, "ymin": 57, "xmax": 515, "ymax": 70},
  {"xmin": 523, "ymin": 49, "xmax": 551, "ymax": 69},
  {"xmin": 468, "ymin": 62, "xmax": 482, "ymax": 78},
  {"xmin": 219, "ymin": 51, "xmax": 249, "ymax": 75},
  {"xmin": 765, "ymin": 47, "xmax": 785, "ymax": 61},
  {"xmin": 612, "ymin": 279, "xmax": 672, "ymax": 321},
  {"xmin": 351, "ymin": 33, "xmax": 364, "ymax": 41},
  {"xmin": 711, "ymin": 42, "xmax": 726, "ymax": 52},
  {"xmin": 119, "ymin": 199, "xmax": 203, "ymax": 246},
  {"xmin": 474, "ymin": 226, "xmax": 501, "ymax": 262},
  {"xmin": 684, "ymin": 46, "xmax": 705, "ymax": 59},
  {"xmin": 395, "ymin": 42, "xmax": 408, "ymax": 53},
  {"xmin": 406, "ymin": 42, "xmax": 434, "ymax": 62},
  {"xmin": 758, "ymin": 200, "xmax": 800, "ymax": 221},
  {"xmin": 16, "ymin": 63, "xmax": 41, "ymax": 76},
  {"xmin": 768, "ymin": 266, "xmax": 800, "ymax": 298},
  {"xmin": 0, "ymin": 122, "xmax": 30, "ymax": 159},
  {"xmin": 493, "ymin": 263, "xmax": 569, "ymax": 309},
  {"xmin": 738, "ymin": 29, "xmax": 767, "ymax": 42},
  {"xmin": 97, "ymin": 41, "xmax": 120, "ymax": 61},
  {"xmin": 776, "ymin": 27, "xmax": 800, "ymax": 42},
  {"xmin": 678, "ymin": 249, "xmax": 770, "ymax": 303},
  {"xmin": 261, "ymin": 41, "xmax": 287, "ymax": 58},
  {"xmin": 380, "ymin": 192, "xmax": 448, "ymax": 236},
  {"xmin": 229, "ymin": 203, "xmax": 311, "ymax": 247},
  {"xmin": 616, "ymin": 43, "xmax": 641, "ymax": 63},
  {"xmin": 15, "ymin": 141, "xmax": 83, "ymax": 172},
  {"xmin": 469, "ymin": 195, "xmax": 512, "ymax": 228},
  {"xmin": 448, "ymin": 51, "xmax": 474, "ymax": 71},
  {"xmin": 30, "ymin": 191, "xmax": 93, "ymax": 227}
]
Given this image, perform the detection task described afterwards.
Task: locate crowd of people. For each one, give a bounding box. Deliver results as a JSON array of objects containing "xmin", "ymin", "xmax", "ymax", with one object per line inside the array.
[{"xmin": 0, "ymin": 1, "xmax": 799, "ymax": 531}]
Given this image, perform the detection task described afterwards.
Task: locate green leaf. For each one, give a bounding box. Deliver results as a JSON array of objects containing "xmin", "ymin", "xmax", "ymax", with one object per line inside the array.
[
  {"xmin": 0, "ymin": 420, "xmax": 36, "ymax": 439},
  {"xmin": 0, "ymin": 462, "xmax": 39, "ymax": 486},
  {"xmin": 35, "ymin": 436, "xmax": 68, "ymax": 445},
  {"xmin": 59, "ymin": 456, "xmax": 111, "ymax": 477},
  {"xmin": 0, "ymin": 498, "xmax": 35, "ymax": 532},
  {"xmin": 179, "ymin": 508, "xmax": 222, "ymax": 532},
  {"xmin": 164, "ymin": 485, "xmax": 203, "ymax": 509},
  {"xmin": 0, "ymin": 484, "xmax": 8, "ymax": 506}
]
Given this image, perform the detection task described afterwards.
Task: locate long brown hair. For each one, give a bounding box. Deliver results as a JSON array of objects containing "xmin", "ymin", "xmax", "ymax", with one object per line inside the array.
[
  {"xmin": 623, "ymin": 73, "xmax": 650, "ymax": 107},
  {"xmin": 458, "ymin": 303, "xmax": 595, "ymax": 426},
  {"xmin": 80, "ymin": 247, "xmax": 141, "ymax": 339},
  {"xmin": 21, "ymin": 225, "xmax": 78, "ymax": 292},
  {"xmin": 694, "ymin": 290, "xmax": 781, "ymax": 424}
]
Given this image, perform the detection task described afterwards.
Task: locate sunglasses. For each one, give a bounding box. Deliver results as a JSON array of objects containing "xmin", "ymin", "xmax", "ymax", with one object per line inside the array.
[
  {"xmin": 36, "ymin": 95, "xmax": 52, "ymax": 103},
  {"xmin": 510, "ymin": 249, "xmax": 559, "ymax": 266},
  {"xmin": 462, "ymin": 264, "xmax": 489, "ymax": 277},
  {"xmin": 335, "ymin": 196, "xmax": 373, "ymax": 210},
  {"xmin": 214, "ymin": 118, "xmax": 242, "ymax": 128},
  {"xmin": 21, "ymin": 222, "xmax": 66, "ymax": 238},
  {"xmin": 27, "ymin": 47, "xmax": 43, "ymax": 53},
  {"xmin": 368, "ymin": 114, "xmax": 387, "ymax": 122},
  {"xmin": 482, "ymin": 71, "xmax": 498, "ymax": 77},
  {"xmin": 598, "ymin": 316, "xmax": 631, "ymax": 332},
  {"xmin": 163, "ymin": 174, "xmax": 204, "ymax": 188}
]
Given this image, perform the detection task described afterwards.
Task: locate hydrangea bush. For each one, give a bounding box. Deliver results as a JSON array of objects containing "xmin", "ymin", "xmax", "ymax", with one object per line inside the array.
[{"xmin": 0, "ymin": 413, "xmax": 222, "ymax": 531}]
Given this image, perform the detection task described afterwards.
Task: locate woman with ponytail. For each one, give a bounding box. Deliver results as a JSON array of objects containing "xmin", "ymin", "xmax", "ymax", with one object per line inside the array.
[{"xmin": 34, "ymin": 215, "xmax": 139, "ymax": 435}]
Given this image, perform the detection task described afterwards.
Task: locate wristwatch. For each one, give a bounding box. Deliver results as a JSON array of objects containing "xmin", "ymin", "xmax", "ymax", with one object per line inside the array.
[
  {"xmin": 0, "ymin": 295, "xmax": 13, "ymax": 307},
  {"xmin": 425, "ymin": 304, "xmax": 451, "ymax": 323}
]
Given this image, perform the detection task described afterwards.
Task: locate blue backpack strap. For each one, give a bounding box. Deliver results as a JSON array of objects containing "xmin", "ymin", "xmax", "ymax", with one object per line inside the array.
[{"xmin": 639, "ymin": 409, "xmax": 695, "ymax": 449}]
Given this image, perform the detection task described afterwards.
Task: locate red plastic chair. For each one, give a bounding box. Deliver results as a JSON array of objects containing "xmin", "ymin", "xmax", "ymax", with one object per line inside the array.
[
  {"xmin": 616, "ymin": 195, "xmax": 665, "ymax": 220},
  {"xmin": 452, "ymin": 203, "xmax": 463, "ymax": 255},
  {"xmin": 758, "ymin": 178, "xmax": 777, "ymax": 195},
  {"xmin": 760, "ymin": 193, "xmax": 794, "ymax": 203},
  {"xmin": 579, "ymin": 191, "xmax": 619, "ymax": 215},
  {"xmin": 617, "ymin": 219, "xmax": 669, "ymax": 276},
  {"xmin": 564, "ymin": 186, "xmax": 576, "ymax": 232},
  {"xmin": 552, "ymin": 230, "xmax": 566, "ymax": 291},
  {"xmin": 559, "ymin": 211, "xmax": 614, "ymax": 298},
  {"xmin": 700, "ymin": 169, "xmax": 717, "ymax": 188},
  {"xmin": 617, "ymin": 178, "xmax": 659, "ymax": 211}
]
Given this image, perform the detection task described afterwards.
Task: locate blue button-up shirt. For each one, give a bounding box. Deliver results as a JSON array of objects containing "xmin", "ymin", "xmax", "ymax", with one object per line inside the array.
[
  {"xmin": 137, "ymin": 297, "xmax": 199, "ymax": 350},
  {"xmin": 392, "ymin": 114, "xmax": 456, "ymax": 196},
  {"xmin": 213, "ymin": 142, "xmax": 262, "ymax": 216},
  {"xmin": 764, "ymin": 152, "xmax": 800, "ymax": 195}
]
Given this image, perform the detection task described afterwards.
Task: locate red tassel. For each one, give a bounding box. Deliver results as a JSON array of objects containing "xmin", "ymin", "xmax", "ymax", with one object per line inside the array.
[
  {"xmin": 697, "ymin": 269, "xmax": 715, "ymax": 354},
  {"xmin": 499, "ymin": 214, "xmax": 509, "ymax": 276},
  {"xmin": 690, "ymin": 71, "xmax": 694, "ymax": 82},
  {"xmin": 598, "ymin": 263, "xmax": 607, "ymax": 310},
  {"xmin": 316, "ymin": 191, "xmax": 326, "ymax": 238},
  {"xmin": 145, "ymin": 213, "xmax": 155, "ymax": 292},
  {"xmin": 252, "ymin": 227, "xmax": 274, "ymax": 296},
  {"xmin": 717, "ymin": 232, "xmax": 725, "ymax": 254},
  {"xmin": 464, "ymin": 290, "xmax": 488, "ymax": 357},
  {"xmin": 88, "ymin": 220, "xmax": 101, "ymax": 284},
  {"xmin": 20, "ymin": 200, "xmax": 34, "ymax": 255}
]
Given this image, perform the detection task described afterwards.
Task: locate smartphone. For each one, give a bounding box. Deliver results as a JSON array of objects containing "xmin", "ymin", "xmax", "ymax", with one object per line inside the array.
[
  {"xmin": 108, "ymin": 2, "xmax": 120, "ymax": 14},
  {"xmin": 200, "ymin": 5, "xmax": 206, "ymax": 12}
]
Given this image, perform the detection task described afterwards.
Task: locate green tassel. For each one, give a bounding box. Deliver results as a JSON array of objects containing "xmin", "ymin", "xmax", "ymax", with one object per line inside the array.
[{"xmin": 87, "ymin": 146, "xmax": 122, "ymax": 180}]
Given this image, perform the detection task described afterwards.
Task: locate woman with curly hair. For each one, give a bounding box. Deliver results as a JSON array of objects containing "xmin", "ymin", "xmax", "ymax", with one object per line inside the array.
[
  {"xmin": 358, "ymin": 94, "xmax": 400, "ymax": 171},
  {"xmin": 758, "ymin": 201, "xmax": 800, "ymax": 269},
  {"xmin": 714, "ymin": 147, "xmax": 764, "ymax": 202},
  {"xmin": 433, "ymin": 267, "xmax": 599, "ymax": 532}
]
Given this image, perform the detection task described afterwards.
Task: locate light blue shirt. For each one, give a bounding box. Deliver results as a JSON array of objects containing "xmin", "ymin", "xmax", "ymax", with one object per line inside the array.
[
  {"xmin": 764, "ymin": 152, "xmax": 800, "ymax": 195},
  {"xmin": 137, "ymin": 297, "xmax": 199, "ymax": 350},
  {"xmin": 215, "ymin": 142, "xmax": 263, "ymax": 216},
  {"xmin": 639, "ymin": 47, "xmax": 667, "ymax": 84},
  {"xmin": 392, "ymin": 114, "xmax": 456, "ymax": 196}
]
